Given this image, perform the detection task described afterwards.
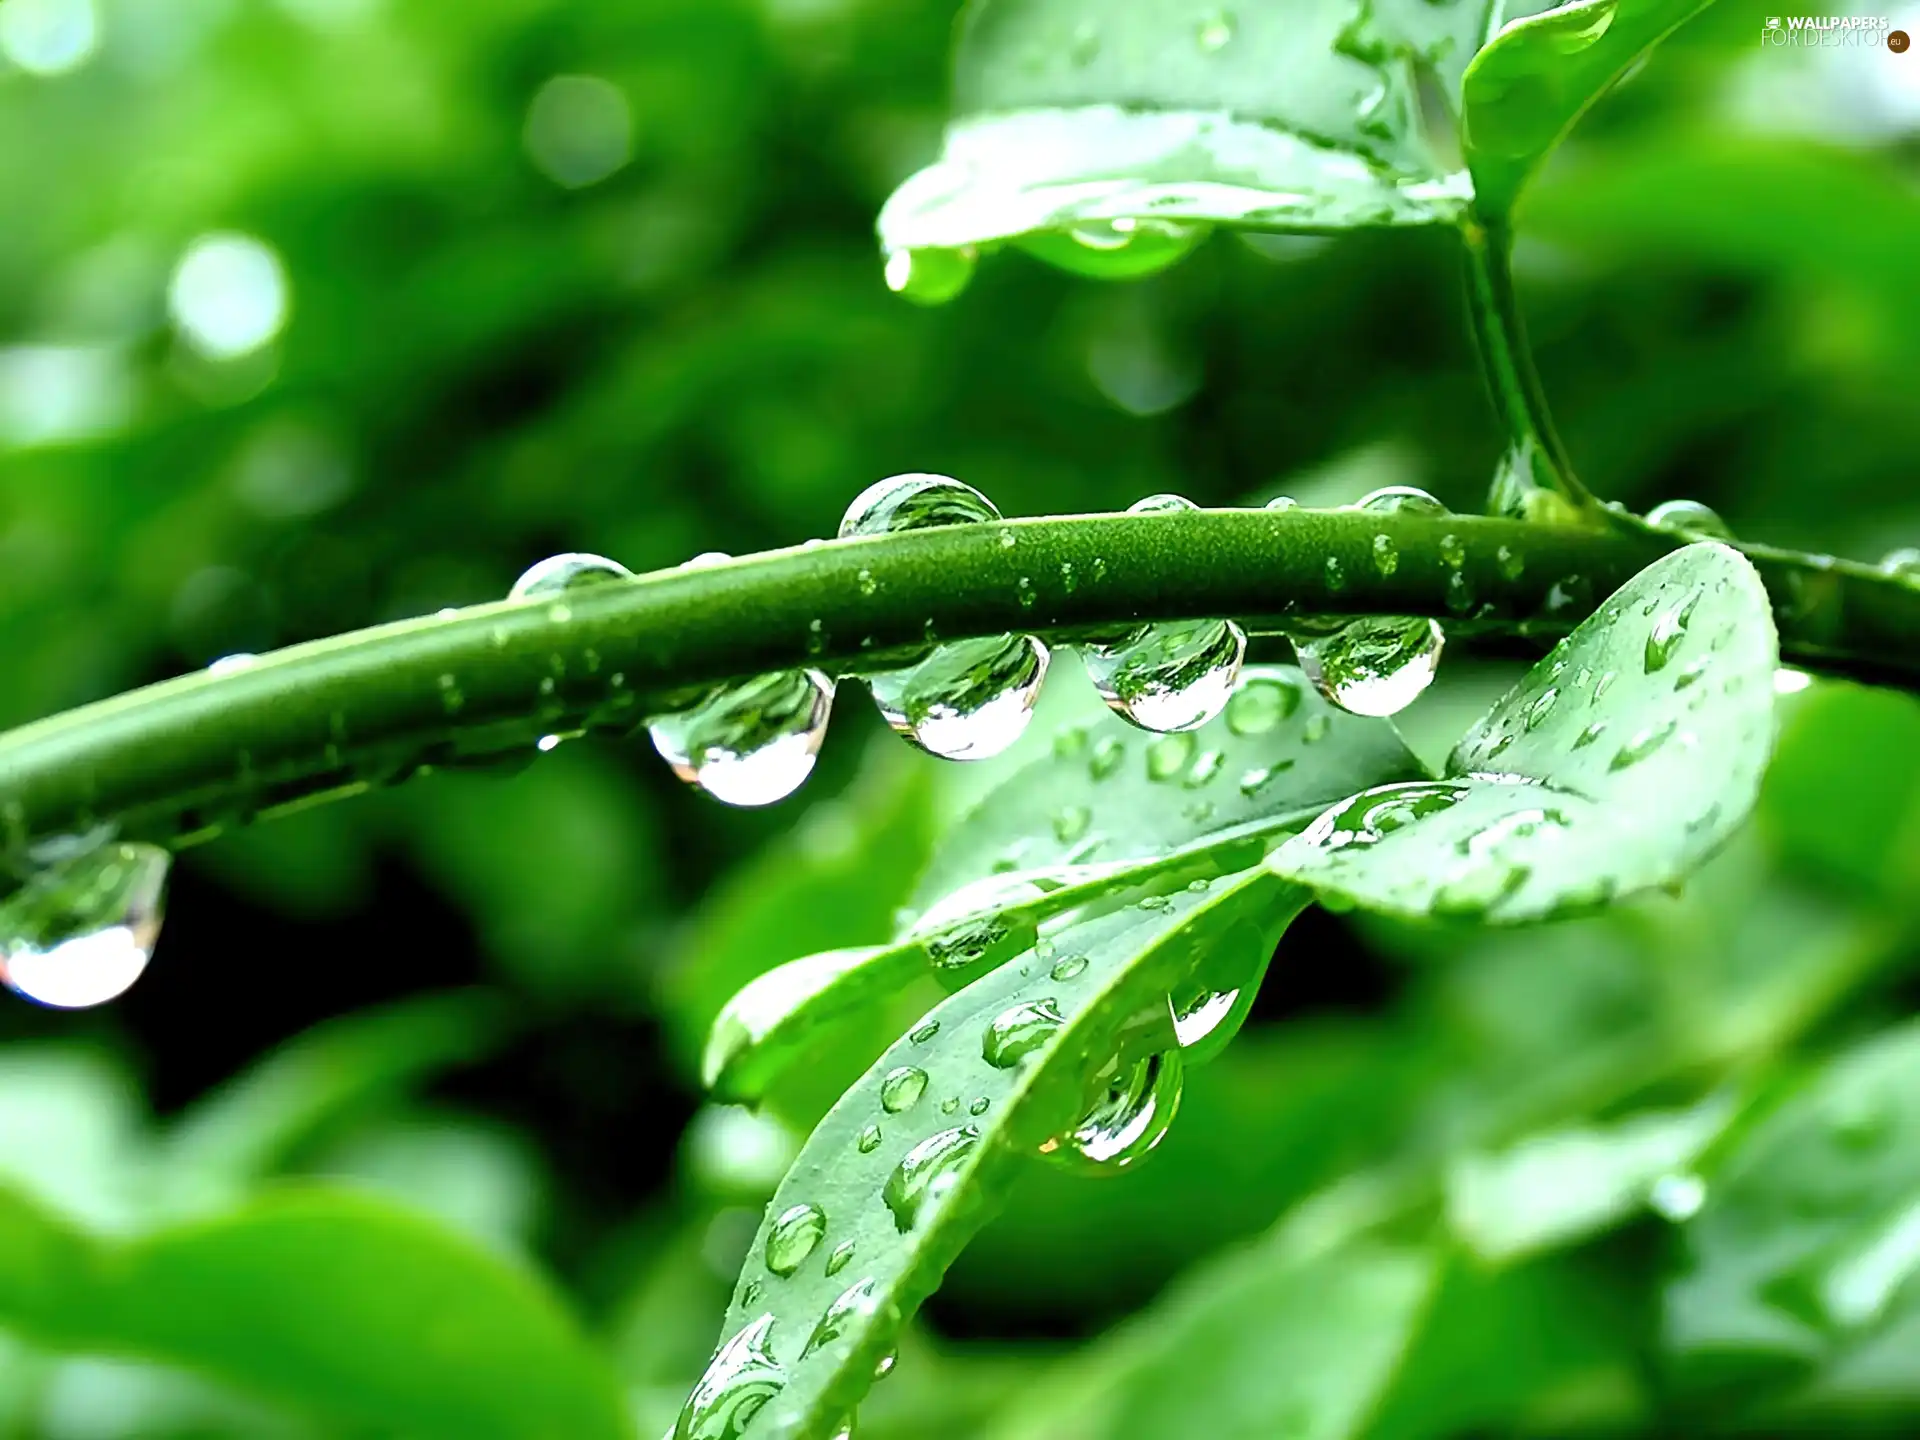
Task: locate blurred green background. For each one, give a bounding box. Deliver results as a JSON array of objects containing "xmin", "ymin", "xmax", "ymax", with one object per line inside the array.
[{"xmin": 3, "ymin": 0, "xmax": 1920, "ymax": 1435}]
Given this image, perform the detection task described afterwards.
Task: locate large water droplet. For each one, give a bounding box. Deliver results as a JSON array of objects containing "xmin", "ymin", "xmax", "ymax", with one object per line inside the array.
[
  {"xmin": 880, "ymin": 1066, "xmax": 928, "ymax": 1114},
  {"xmin": 1878, "ymin": 547, "xmax": 1920, "ymax": 581},
  {"xmin": 647, "ymin": 668, "xmax": 835, "ymax": 807},
  {"xmin": 1046, "ymin": 1051, "xmax": 1183, "ymax": 1172},
  {"xmin": 0, "ymin": 842, "xmax": 170, "ymax": 1009},
  {"xmin": 883, "ymin": 1125, "xmax": 981, "ymax": 1231},
  {"xmin": 882, "ymin": 246, "xmax": 975, "ymax": 306},
  {"xmin": 1172, "ymin": 990, "xmax": 1238, "ymax": 1048},
  {"xmin": 1355, "ymin": 485, "xmax": 1448, "ymax": 517},
  {"xmin": 1643, "ymin": 595, "xmax": 1698, "ymax": 675},
  {"xmin": 841, "ymin": 475, "xmax": 1047, "ymax": 760},
  {"xmin": 509, "ymin": 552, "xmax": 632, "ymax": 599},
  {"xmin": 1296, "ymin": 617, "xmax": 1445, "ymax": 717},
  {"xmin": 1646, "ymin": 499, "xmax": 1732, "ymax": 540},
  {"xmin": 1083, "ymin": 610, "xmax": 1245, "ymax": 734},
  {"xmin": 765, "ymin": 1202, "xmax": 827, "ymax": 1277},
  {"xmin": 674, "ymin": 1314, "xmax": 785, "ymax": 1440},
  {"xmin": 1293, "ymin": 781, "xmax": 1473, "ymax": 854},
  {"xmin": 983, "ymin": 997, "xmax": 1065, "ymax": 1067},
  {"xmin": 801, "ymin": 1277, "xmax": 877, "ymax": 1358}
]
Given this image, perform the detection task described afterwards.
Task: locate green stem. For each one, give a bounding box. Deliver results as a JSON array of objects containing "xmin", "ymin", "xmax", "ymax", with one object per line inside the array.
[
  {"xmin": 1, "ymin": 508, "xmax": 1914, "ymax": 862},
  {"xmin": 1463, "ymin": 218, "xmax": 1592, "ymax": 513}
]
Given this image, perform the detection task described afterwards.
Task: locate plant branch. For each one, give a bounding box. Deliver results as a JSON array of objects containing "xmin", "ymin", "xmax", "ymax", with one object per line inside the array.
[
  {"xmin": 1463, "ymin": 217, "xmax": 1593, "ymax": 512},
  {"xmin": 1, "ymin": 508, "xmax": 1915, "ymax": 863}
]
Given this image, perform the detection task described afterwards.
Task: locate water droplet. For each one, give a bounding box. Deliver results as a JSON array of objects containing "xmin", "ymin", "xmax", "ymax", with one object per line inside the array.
[
  {"xmin": 1438, "ymin": 533, "xmax": 1466, "ymax": 568},
  {"xmin": 839, "ymin": 475, "xmax": 1044, "ymax": 759},
  {"xmin": 1370, "ymin": 533, "xmax": 1398, "ymax": 577},
  {"xmin": 1878, "ymin": 547, "xmax": 1920, "ymax": 580},
  {"xmin": 1610, "ymin": 720, "xmax": 1678, "ymax": 771},
  {"xmin": 874, "ymin": 1350, "xmax": 897, "ymax": 1381},
  {"xmin": 1046, "ymin": 1051, "xmax": 1183, "ymax": 1172},
  {"xmin": 1196, "ymin": 7, "xmax": 1235, "ymax": 51},
  {"xmin": 648, "ymin": 669, "xmax": 835, "ymax": 807},
  {"xmin": 880, "ymin": 1066, "xmax": 928, "ymax": 1114},
  {"xmin": 908, "ymin": 1019, "xmax": 940, "ymax": 1044},
  {"xmin": 1068, "ymin": 18, "xmax": 1101, "ymax": 63},
  {"xmin": 509, "ymin": 552, "xmax": 632, "ymax": 599},
  {"xmin": 674, "ymin": 1313, "xmax": 785, "ymax": 1440},
  {"xmin": 1173, "ymin": 990, "xmax": 1238, "ymax": 1048},
  {"xmin": 1136, "ymin": 894, "xmax": 1172, "ymax": 911},
  {"xmin": 0, "ymin": 842, "xmax": 170, "ymax": 1009},
  {"xmin": 1293, "ymin": 781, "xmax": 1473, "ymax": 853},
  {"xmin": 1302, "ymin": 713, "xmax": 1331, "ymax": 744},
  {"xmin": 883, "ymin": 1126, "xmax": 981, "ymax": 1230},
  {"xmin": 1265, "ymin": 495, "xmax": 1299, "ymax": 512},
  {"xmin": 1052, "ymin": 804, "xmax": 1092, "ymax": 844},
  {"xmin": 983, "ymin": 997, "xmax": 1065, "ymax": 1067},
  {"xmin": 207, "ymin": 652, "xmax": 257, "ymax": 675},
  {"xmin": 765, "ymin": 1202, "xmax": 827, "ymax": 1277},
  {"xmin": 1355, "ymin": 485, "xmax": 1448, "ymax": 517},
  {"xmin": 1495, "ymin": 545, "xmax": 1524, "ymax": 581},
  {"xmin": 1088, "ymin": 735, "xmax": 1126, "ymax": 780},
  {"xmin": 969, "ymin": 1096, "xmax": 991, "ymax": 1116},
  {"xmin": 739, "ymin": 1281, "xmax": 762, "ymax": 1310},
  {"xmin": 1145, "ymin": 731, "xmax": 1197, "ymax": 782},
  {"xmin": 1238, "ymin": 763, "xmax": 1288, "ymax": 796},
  {"xmin": 1646, "ymin": 499, "xmax": 1731, "ymax": 540},
  {"xmin": 1184, "ymin": 749, "xmax": 1223, "ymax": 788},
  {"xmin": 856, "ymin": 1124, "xmax": 882, "ymax": 1154},
  {"xmin": 1643, "ymin": 595, "xmax": 1698, "ymax": 674},
  {"xmin": 1324, "ymin": 555, "xmax": 1347, "ymax": 592},
  {"xmin": 1224, "ymin": 673, "xmax": 1300, "ymax": 735},
  {"xmin": 1050, "ymin": 953, "xmax": 1089, "ymax": 981},
  {"xmin": 1674, "ymin": 657, "xmax": 1710, "ymax": 691},
  {"xmin": 1524, "ymin": 687, "xmax": 1558, "ymax": 730},
  {"xmin": 939, "ymin": 1096, "xmax": 959, "ymax": 1115},
  {"xmin": 825, "ymin": 1240, "xmax": 856, "ymax": 1277},
  {"xmin": 1052, "ymin": 725, "xmax": 1089, "ymax": 758},
  {"xmin": 1572, "ymin": 720, "xmax": 1607, "ymax": 749},
  {"xmin": 802, "ymin": 1277, "xmax": 878, "ymax": 1357},
  {"xmin": 881, "ymin": 246, "xmax": 975, "ymax": 306},
  {"xmin": 1296, "ymin": 617, "xmax": 1445, "ymax": 717},
  {"xmin": 1649, "ymin": 1172, "xmax": 1706, "ymax": 1221},
  {"xmin": 856, "ymin": 568, "xmax": 878, "ymax": 598}
]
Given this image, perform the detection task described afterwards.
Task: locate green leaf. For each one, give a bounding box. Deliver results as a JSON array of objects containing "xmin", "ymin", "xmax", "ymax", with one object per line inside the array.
[
  {"xmin": 704, "ymin": 668, "xmax": 1424, "ymax": 1103},
  {"xmin": 681, "ymin": 867, "xmax": 1307, "ymax": 1440},
  {"xmin": 1104, "ymin": 1241, "xmax": 1438, "ymax": 1440},
  {"xmin": 878, "ymin": 0, "xmax": 1490, "ymax": 279},
  {"xmin": 0, "ymin": 1185, "xmax": 633, "ymax": 1440},
  {"xmin": 162, "ymin": 991, "xmax": 512, "ymax": 1198},
  {"xmin": 1445, "ymin": 1095, "xmax": 1735, "ymax": 1262},
  {"xmin": 1271, "ymin": 542, "xmax": 1778, "ymax": 923},
  {"xmin": 1462, "ymin": 0, "xmax": 1718, "ymax": 223},
  {"xmin": 1666, "ymin": 1019, "xmax": 1920, "ymax": 1400}
]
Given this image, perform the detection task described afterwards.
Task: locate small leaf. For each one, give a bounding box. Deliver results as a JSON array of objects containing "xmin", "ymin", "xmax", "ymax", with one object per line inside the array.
[
  {"xmin": 1271, "ymin": 543, "xmax": 1777, "ymax": 922},
  {"xmin": 1462, "ymin": 0, "xmax": 1717, "ymax": 223},
  {"xmin": 682, "ymin": 868, "xmax": 1307, "ymax": 1440},
  {"xmin": 706, "ymin": 668, "xmax": 1424, "ymax": 1103},
  {"xmin": 0, "ymin": 1185, "xmax": 633, "ymax": 1440},
  {"xmin": 1666, "ymin": 1020, "xmax": 1920, "ymax": 1397},
  {"xmin": 879, "ymin": 0, "xmax": 1491, "ymax": 275}
]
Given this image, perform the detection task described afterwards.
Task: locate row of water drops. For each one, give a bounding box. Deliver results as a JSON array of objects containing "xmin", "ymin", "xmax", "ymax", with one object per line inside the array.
[{"xmin": 674, "ymin": 916, "xmax": 1234, "ymax": 1440}]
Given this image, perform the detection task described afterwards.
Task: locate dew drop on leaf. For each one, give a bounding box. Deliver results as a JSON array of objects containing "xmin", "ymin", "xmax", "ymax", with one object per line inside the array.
[
  {"xmin": 856, "ymin": 1124, "xmax": 883, "ymax": 1154},
  {"xmin": 879, "ymin": 1066, "xmax": 928, "ymax": 1114},
  {"xmin": 982, "ymin": 998, "xmax": 1065, "ymax": 1067},
  {"xmin": 874, "ymin": 1350, "xmax": 897, "ymax": 1381},
  {"xmin": 673, "ymin": 1313, "xmax": 786, "ymax": 1440},
  {"xmin": 1224, "ymin": 673, "xmax": 1300, "ymax": 735},
  {"xmin": 1088, "ymin": 735, "xmax": 1126, "ymax": 780},
  {"xmin": 1371, "ymin": 533, "xmax": 1399, "ymax": 576},
  {"xmin": 908, "ymin": 1019, "xmax": 940, "ymax": 1044},
  {"xmin": 647, "ymin": 668, "xmax": 836, "ymax": 807},
  {"xmin": 1609, "ymin": 719, "xmax": 1678, "ymax": 772},
  {"xmin": 1355, "ymin": 485, "xmax": 1449, "ymax": 518},
  {"xmin": 1049, "ymin": 953, "xmax": 1089, "ymax": 982},
  {"xmin": 801, "ymin": 1277, "xmax": 878, "ymax": 1358},
  {"xmin": 1643, "ymin": 595, "xmax": 1699, "ymax": 675},
  {"xmin": 765, "ymin": 1202, "xmax": 827, "ymax": 1277},
  {"xmin": 1195, "ymin": 7, "xmax": 1235, "ymax": 51},
  {"xmin": 1052, "ymin": 804, "xmax": 1092, "ymax": 844},
  {"xmin": 1572, "ymin": 720, "xmax": 1607, "ymax": 750},
  {"xmin": 883, "ymin": 1126, "xmax": 981, "ymax": 1230},
  {"xmin": 1145, "ymin": 731, "xmax": 1197, "ymax": 782},
  {"xmin": 0, "ymin": 842, "xmax": 170, "ymax": 1010},
  {"xmin": 824, "ymin": 1240, "xmax": 856, "ymax": 1277},
  {"xmin": 1296, "ymin": 617, "xmax": 1445, "ymax": 717},
  {"xmin": 1184, "ymin": 748, "xmax": 1224, "ymax": 788},
  {"xmin": 508, "ymin": 551, "xmax": 633, "ymax": 599},
  {"xmin": 1292, "ymin": 781, "xmax": 1472, "ymax": 854}
]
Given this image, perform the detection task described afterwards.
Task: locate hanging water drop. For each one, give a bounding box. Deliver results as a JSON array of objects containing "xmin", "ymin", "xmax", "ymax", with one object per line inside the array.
[
  {"xmin": 879, "ymin": 1066, "xmax": 928, "ymax": 1114},
  {"xmin": 1082, "ymin": 496, "xmax": 1245, "ymax": 732},
  {"xmin": 0, "ymin": 842, "xmax": 171, "ymax": 1010},
  {"xmin": 765, "ymin": 1202, "xmax": 827, "ymax": 1277},
  {"xmin": 1645, "ymin": 499, "xmax": 1732, "ymax": 540},
  {"xmin": 982, "ymin": 997, "xmax": 1065, "ymax": 1067},
  {"xmin": 647, "ymin": 668, "xmax": 836, "ymax": 807},
  {"xmin": 1295, "ymin": 617, "xmax": 1445, "ymax": 718},
  {"xmin": 673, "ymin": 1314, "xmax": 786, "ymax": 1440},
  {"xmin": 1044, "ymin": 1051, "xmax": 1184, "ymax": 1172},
  {"xmin": 1172, "ymin": 990, "xmax": 1238, "ymax": 1049},
  {"xmin": 840, "ymin": 475, "xmax": 1047, "ymax": 761},
  {"xmin": 883, "ymin": 1126, "xmax": 981, "ymax": 1231},
  {"xmin": 882, "ymin": 246, "xmax": 975, "ymax": 306},
  {"xmin": 508, "ymin": 552, "xmax": 632, "ymax": 599}
]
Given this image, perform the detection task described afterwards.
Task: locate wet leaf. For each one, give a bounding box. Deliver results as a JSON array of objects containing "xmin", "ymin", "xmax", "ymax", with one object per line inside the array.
[{"xmin": 1271, "ymin": 543, "xmax": 1777, "ymax": 922}]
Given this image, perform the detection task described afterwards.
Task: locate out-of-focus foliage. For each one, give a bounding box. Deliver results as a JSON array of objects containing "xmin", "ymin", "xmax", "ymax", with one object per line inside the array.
[{"xmin": 3, "ymin": 0, "xmax": 1920, "ymax": 1435}]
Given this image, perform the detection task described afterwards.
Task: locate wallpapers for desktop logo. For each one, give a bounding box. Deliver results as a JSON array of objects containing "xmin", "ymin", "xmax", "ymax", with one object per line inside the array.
[{"xmin": 1762, "ymin": 14, "xmax": 1910, "ymax": 48}]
